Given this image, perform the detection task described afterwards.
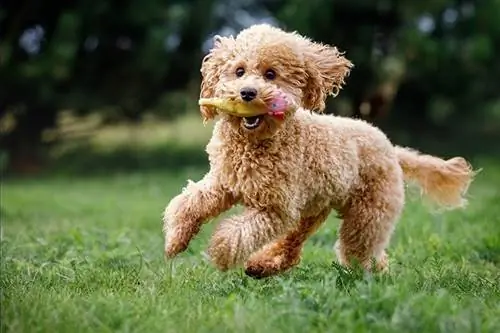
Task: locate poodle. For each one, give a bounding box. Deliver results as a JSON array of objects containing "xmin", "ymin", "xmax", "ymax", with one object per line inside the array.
[{"xmin": 162, "ymin": 24, "xmax": 475, "ymax": 278}]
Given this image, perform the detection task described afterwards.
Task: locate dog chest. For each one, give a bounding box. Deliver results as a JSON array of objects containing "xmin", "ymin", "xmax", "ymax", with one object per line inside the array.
[{"xmin": 218, "ymin": 145, "xmax": 295, "ymax": 208}]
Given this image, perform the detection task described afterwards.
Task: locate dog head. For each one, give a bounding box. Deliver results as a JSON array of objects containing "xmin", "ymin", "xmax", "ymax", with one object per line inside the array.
[{"xmin": 199, "ymin": 24, "xmax": 353, "ymax": 133}]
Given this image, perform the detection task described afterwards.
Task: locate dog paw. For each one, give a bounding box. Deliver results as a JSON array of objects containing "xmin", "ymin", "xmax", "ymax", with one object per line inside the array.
[
  {"xmin": 207, "ymin": 234, "xmax": 237, "ymax": 271},
  {"xmin": 244, "ymin": 264, "xmax": 268, "ymax": 279},
  {"xmin": 164, "ymin": 235, "xmax": 189, "ymax": 258},
  {"xmin": 244, "ymin": 250, "xmax": 300, "ymax": 279},
  {"xmin": 163, "ymin": 223, "xmax": 198, "ymax": 258},
  {"xmin": 207, "ymin": 225, "xmax": 247, "ymax": 271}
]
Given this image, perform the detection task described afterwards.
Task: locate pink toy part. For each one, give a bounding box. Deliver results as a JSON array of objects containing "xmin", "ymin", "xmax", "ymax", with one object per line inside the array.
[{"xmin": 266, "ymin": 92, "xmax": 288, "ymax": 120}]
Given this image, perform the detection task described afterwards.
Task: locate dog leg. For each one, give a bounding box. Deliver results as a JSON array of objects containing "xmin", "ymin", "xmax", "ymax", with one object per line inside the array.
[
  {"xmin": 244, "ymin": 209, "xmax": 330, "ymax": 278},
  {"xmin": 208, "ymin": 208, "xmax": 296, "ymax": 271},
  {"xmin": 163, "ymin": 174, "xmax": 236, "ymax": 258},
  {"xmin": 335, "ymin": 170, "xmax": 405, "ymax": 272}
]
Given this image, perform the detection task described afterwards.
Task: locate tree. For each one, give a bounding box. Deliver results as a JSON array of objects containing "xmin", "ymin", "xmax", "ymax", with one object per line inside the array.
[
  {"xmin": 275, "ymin": 0, "xmax": 500, "ymax": 146},
  {"xmin": 0, "ymin": 0, "xmax": 217, "ymax": 172},
  {"xmin": 2, "ymin": 0, "xmax": 499, "ymax": 173}
]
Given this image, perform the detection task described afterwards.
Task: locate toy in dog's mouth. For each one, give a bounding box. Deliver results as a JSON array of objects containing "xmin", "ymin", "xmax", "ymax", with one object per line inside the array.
[{"xmin": 198, "ymin": 91, "xmax": 293, "ymax": 130}]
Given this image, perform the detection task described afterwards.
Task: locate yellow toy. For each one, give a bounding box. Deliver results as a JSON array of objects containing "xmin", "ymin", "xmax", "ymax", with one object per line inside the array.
[
  {"xmin": 198, "ymin": 90, "xmax": 294, "ymax": 120},
  {"xmin": 198, "ymin": 97, "xmax": 268, "ymax": 117}
]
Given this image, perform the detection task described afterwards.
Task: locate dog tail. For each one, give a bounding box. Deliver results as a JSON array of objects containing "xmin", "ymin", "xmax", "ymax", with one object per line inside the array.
[{"xmin": 395, "ymin": 146, "xmax": 477, "ymax": 209}]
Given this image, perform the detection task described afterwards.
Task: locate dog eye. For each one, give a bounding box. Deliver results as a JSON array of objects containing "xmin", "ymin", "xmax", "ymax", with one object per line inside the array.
[
  {"xmin": 264, "ymin": 69, "xmax": 276, "ymax": 80},
  {"xmin": 235, "ymin": 67, "xmax": 245, "ymax": 77}
]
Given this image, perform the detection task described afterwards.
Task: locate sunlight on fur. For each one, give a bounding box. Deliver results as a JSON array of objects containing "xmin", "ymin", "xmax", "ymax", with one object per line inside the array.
[
  {"xmin": 162, "ymin": 23, "xmax": 478, "ymax": 279},
  {"xmin": 395, "ymin": 147, "xmax": 478, "ymax": 210}
]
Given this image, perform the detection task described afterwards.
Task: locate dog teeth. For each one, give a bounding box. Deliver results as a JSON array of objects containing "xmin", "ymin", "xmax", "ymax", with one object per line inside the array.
[{"xmin": 243, "ymin": 116, "xmax": 261, "ymax": 129}]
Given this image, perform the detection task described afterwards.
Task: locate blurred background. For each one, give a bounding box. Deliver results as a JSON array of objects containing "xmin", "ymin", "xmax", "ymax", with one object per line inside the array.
[{"xmin": 1, "ymin": 0, "xmax": 499, "ymax": 176}]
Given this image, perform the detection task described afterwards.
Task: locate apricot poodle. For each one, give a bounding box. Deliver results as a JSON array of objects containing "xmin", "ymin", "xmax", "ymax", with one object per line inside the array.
[{"xmin": 162, "ymin": 24, "xmax": 475, "ymax": 278}]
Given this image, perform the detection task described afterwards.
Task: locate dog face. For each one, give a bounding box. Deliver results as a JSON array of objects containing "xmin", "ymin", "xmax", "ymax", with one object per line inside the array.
[{"xmin": 200, "ymin": 24, "xmax": 353, "ymax": 133}]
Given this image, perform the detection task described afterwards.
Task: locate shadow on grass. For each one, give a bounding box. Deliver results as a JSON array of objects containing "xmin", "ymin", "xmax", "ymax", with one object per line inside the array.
[
  {"xmin": 383, "ymin": 128, "xmax": 500, "ymax": 162},
  {"xmin": 46, "ymin": 142, "xmax": 209, "ymax": 177},
  {"xmin": 47, "ymin": 131, "xmax": 500, "ymax": 174},
  {"xmin": 473, "ymin": 234, "xmax": 500, "ymax": 267},
  {"xmin": 5, "ymin": 123, "xmax": 500, "ymax": 180}
]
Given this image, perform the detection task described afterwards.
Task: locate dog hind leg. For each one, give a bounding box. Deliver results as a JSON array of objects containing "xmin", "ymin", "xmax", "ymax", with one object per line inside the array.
[
  {"xmin": 244, "ymin": 209, "xmax": 330, "ymax": 278},
  {"xmin": 335, "ymin": 166, "xmax": 405, "ymax": 272}
]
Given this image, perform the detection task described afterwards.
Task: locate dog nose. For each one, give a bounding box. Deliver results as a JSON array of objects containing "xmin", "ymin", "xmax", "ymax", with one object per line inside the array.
[{"xmin": 240, "ymin": 87, "xmax": 257, "ymax": 102}]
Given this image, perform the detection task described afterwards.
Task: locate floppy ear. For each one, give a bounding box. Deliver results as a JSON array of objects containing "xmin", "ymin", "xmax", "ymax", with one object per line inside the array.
[
  {"xmin": 200, "ymin": 35, "xmax": 235, "ymax": 122},
  {"xmin": 301, "ymin": 41, "xmax": 353, "ymax": 112}
]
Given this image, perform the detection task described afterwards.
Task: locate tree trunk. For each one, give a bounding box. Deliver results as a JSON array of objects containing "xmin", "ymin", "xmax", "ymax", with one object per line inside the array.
[{"xmin": 3, "ymin": 105, "xmax": 57, "ymax": 175}]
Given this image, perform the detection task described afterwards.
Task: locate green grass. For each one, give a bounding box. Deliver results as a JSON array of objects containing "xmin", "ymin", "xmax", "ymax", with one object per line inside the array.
[{"xmin": 2, "ymin": 156, "xmax": 500, "ymax": 332}]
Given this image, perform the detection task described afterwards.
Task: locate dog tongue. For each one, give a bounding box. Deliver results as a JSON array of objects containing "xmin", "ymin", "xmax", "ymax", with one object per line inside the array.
[{"xmin": 267, "ymin": 94, "xmax": 288, "ymax": 121}]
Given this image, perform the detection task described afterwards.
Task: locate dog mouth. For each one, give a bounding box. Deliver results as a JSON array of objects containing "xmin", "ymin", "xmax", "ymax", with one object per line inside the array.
[{"xmin": 242, "ymin": 115, "xmax": 264, "ymax": 130}]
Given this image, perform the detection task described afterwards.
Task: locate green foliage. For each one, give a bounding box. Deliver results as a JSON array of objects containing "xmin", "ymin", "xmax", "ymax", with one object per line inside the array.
[
  {"xmin": 2, "ymin": 0, "xmax": 500, "ymax": 172},
  {"xmin": 277, "ymin": 0, "xmax": 500, "ymax": 140},
  {"xmin": 2, "ymin": 160, "xmax": 500, "ymax": 332},
  {"xmin": 0, "ymin": 0, "xmax": 218, "ymax": 170}
]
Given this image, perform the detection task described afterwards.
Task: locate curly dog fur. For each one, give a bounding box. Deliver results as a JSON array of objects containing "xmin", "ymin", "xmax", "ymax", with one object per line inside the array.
[{"xmin": 162, "ymin": 24, "xmax": 476, "ymax": 278}]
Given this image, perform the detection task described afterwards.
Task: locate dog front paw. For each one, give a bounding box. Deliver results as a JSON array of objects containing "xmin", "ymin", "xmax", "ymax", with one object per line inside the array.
[
  {"xmin": 162, "ymin": 194, "xmax": 195, "ymax": 259},
  {"xmin": 164, "ymin": 232, "xmax": 189, "ymax": 258},
  {"xmin": 207, "ymin": 222, "xmax": 247, "ymax": 271},
  {"xmin": 164, "ymin": 219, "xmax": 202, "ymax": 259},
  {"xmin": 207, "ymin": 233, "xmax": 237, "ymax": 271}
]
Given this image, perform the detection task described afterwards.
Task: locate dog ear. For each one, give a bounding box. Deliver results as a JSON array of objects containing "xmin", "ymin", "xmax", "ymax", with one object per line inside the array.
[
  {"xmin": 200, "ymin": 35, "xmax": 235, "ymax": 122},
  {"xmin": 301, "ymin": 41, "xmax": 353, "ymax": 112}
]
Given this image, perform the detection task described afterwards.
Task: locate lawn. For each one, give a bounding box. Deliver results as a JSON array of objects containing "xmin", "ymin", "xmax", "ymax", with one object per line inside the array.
[{"xmin": 1, "ymin": 120, "xmax": 500, "ymax": 333}]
